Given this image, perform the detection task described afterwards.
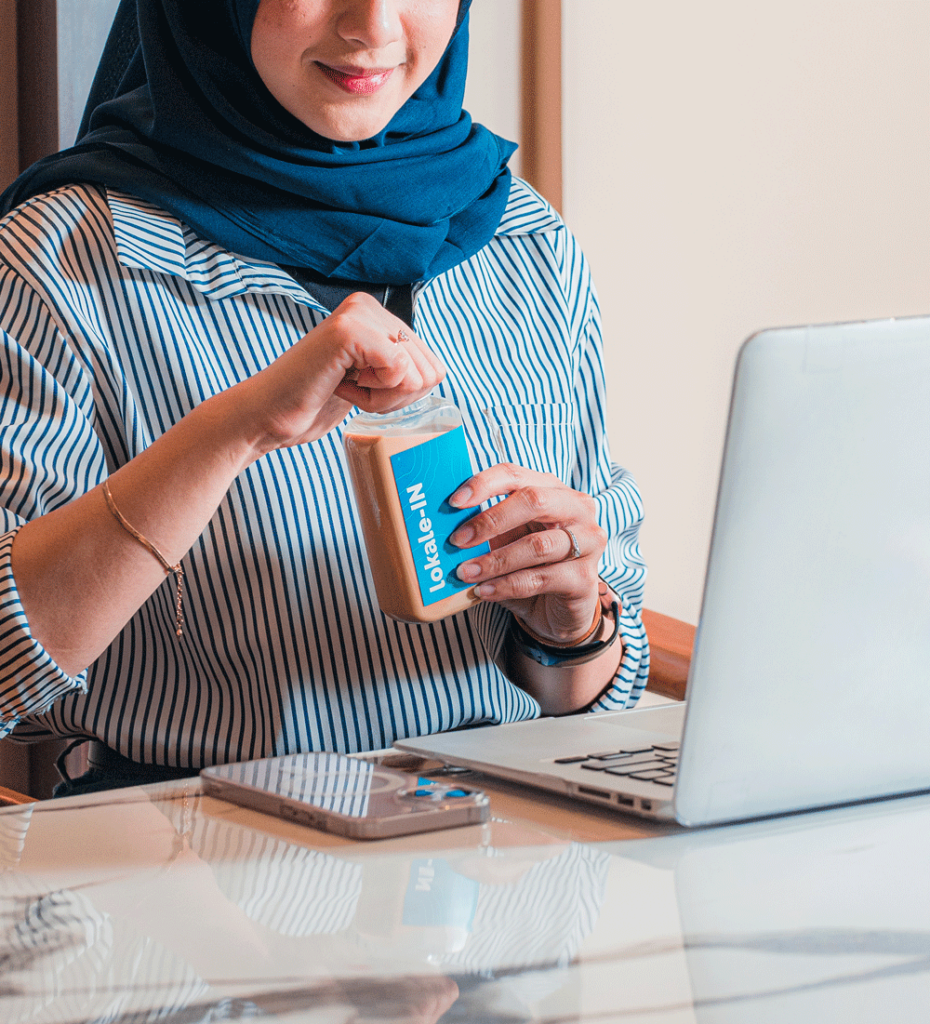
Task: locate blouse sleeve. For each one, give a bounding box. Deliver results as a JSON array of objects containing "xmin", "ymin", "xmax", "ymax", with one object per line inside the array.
[
  {"xmin": 0, "ymin": 269, "xmax": 104, "ymax": 734},
  {"xmin": 0, "ymin": 531, "xmax": 87, "ymax": 738}
]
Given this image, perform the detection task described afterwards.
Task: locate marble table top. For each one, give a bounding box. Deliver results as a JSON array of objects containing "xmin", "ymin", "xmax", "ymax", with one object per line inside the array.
[{"xmin": 1, "ymin": 775, "xmax": 928, "ymax": 1023}]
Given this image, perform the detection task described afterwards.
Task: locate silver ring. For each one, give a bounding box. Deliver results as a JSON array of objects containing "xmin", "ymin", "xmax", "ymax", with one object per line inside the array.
[
  {"xmin": 564, "ymin": 528, "xmax": 582, "ymax": 560},
  {"xmin": 395, "ymin": 329, "xmax": 410, "ymax": 343}
]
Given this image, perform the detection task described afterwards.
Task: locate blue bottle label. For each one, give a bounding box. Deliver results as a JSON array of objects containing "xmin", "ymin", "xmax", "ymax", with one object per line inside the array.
[{"xmin": 390, "ymin": 427, "xmax": 489, "ymax": 607}]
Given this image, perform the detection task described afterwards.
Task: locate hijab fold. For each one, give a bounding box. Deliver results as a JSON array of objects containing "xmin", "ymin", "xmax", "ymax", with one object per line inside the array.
[{"xmin": 0, "ymin": 0, "xmax": 516, "ymax": 284}]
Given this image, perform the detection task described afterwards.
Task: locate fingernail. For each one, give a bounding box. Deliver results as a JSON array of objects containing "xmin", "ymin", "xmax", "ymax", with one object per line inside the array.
[
  {"xmin": 457, "ymin": 561, "xmax": 481, "ymax": 581},
  {"xmin": 451, "ymin": 524, "xmax": 474, "ymax": 547},
  {"xmin": 473, "ymin": 583, "xmax": 495, "ymax": 598},
  {"xmin": 449, "ymin": 485, "xmax": 472, "ymax": 508}
]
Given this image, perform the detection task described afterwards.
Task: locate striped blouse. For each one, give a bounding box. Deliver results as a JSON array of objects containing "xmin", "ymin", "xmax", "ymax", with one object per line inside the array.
[{"xmin": 0, "ymin": 179, "xmax": 648, "ymax": 765}]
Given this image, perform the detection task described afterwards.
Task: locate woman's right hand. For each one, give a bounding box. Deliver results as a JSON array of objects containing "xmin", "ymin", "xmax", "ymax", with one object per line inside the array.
[{"xmin": 229, "ymin": 291, "xmax": 446, "ymax": 459}]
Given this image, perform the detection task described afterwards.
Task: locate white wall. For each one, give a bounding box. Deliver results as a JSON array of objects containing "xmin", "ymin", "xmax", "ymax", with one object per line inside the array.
[
  {"xmin": 564, "ymin": 0, "xmax": 930, "ymax": 622},
  {"xmin": 463, "ymin": 0, "xmax": 523, "ymax": 177}
]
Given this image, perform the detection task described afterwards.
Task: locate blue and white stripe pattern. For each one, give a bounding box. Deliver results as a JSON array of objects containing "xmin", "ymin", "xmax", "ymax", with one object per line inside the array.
[{"xmin": 0, "ymin": 179, "xmax": 648, "ymax": 764}]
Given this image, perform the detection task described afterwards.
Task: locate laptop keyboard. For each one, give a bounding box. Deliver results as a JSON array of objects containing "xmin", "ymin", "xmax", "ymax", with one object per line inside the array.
[{"xmin": 553, "ymin": 742, "xmax": 680, "ymax": 786}]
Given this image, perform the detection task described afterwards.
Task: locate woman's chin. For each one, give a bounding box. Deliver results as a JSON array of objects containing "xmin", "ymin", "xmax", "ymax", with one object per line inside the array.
[{"xmin": 294, "ymin": 106, "xmax": 398, "ymax": 143}]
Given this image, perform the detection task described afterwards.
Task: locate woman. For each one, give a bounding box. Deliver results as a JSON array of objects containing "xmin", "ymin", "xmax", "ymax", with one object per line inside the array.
[{"xmin": 0, "ymin": 0, "xmax": 648, "ymax": 793}]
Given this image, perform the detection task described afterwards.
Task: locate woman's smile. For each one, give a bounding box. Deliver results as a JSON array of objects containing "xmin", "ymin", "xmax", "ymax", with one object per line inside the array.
[{"xmin": 315, "ymin": 62, "xmax": 397, "ymax": 96}]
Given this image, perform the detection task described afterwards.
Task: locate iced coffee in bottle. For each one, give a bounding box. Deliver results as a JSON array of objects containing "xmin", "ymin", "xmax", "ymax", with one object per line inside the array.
[{"xmin": 342, "ymin": 396, "xmax": 488, "ymax": 623}]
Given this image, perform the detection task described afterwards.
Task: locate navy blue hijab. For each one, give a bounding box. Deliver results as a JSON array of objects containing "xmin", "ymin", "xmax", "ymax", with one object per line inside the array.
[{"xmin": 0, "ymin": 0, "xmax": 516, "ymax": 284}]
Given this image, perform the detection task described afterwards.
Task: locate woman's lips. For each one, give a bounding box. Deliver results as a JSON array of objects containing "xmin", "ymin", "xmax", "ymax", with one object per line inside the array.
[{"xmin": 315, "ymin": 63, "xmax": 395, "ymax": 95}]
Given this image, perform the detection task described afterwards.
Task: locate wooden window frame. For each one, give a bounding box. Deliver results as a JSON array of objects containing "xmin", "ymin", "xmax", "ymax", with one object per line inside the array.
[{"xmin": 521, "ymin": 0, "xmax": 562, "ymax": 213}]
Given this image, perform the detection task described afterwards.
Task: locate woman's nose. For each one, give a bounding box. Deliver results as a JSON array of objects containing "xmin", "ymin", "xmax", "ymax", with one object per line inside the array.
[{"xmin": 335, "ymin": 0, "xmax": 403, "ymax": 51}]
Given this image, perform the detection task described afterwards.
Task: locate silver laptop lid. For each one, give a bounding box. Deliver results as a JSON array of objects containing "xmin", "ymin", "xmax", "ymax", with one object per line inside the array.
[{"xmin": 674, "ymin": 316, "xmax": 930, "ymax": 825}]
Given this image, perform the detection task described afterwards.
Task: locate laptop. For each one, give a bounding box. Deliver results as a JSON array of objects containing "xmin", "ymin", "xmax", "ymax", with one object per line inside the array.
[{"xmin": 396, "ymin": 316, "xmax": 930, "ymax": 826}]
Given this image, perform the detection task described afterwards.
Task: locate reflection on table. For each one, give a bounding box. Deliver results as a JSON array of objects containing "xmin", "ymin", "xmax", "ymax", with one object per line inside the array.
[{"xmin": 1, "ymin": 777, "xmax": 928, "ymax": 1023}]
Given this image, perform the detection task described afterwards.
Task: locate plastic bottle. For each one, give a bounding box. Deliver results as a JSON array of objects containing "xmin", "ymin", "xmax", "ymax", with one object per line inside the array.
[{"xmin": 342, "ymin": 395, "xmax": 488, "ymax": 623}]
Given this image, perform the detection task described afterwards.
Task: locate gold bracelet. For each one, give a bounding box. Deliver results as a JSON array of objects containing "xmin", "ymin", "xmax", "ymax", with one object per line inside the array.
[
  {"xmin": 102, "ymin": 480, "xmax": 185, "ymax": 639},
  {"xmin": 514, "ymin": 600, "xmax": 604, "ymax": 650}
]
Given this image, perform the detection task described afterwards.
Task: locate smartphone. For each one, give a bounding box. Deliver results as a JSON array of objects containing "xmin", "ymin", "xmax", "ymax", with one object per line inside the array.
[{"xmin": 200, "ymin": 751, "xmax": 489, "ymax": 840}]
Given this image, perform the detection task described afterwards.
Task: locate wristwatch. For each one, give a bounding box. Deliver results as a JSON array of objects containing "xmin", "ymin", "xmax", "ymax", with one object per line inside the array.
[{"xmin": 509, "ymin": 600, "xmax": 621, "ymax": 667}]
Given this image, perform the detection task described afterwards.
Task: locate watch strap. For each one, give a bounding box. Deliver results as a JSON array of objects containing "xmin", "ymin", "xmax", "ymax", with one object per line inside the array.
[{"xmin": 509, "ymin": 601, "xmax": 621, "ymax": 667}]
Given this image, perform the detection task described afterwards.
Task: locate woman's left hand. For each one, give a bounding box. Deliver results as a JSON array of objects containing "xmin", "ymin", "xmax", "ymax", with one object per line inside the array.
[{"xmin": 449, "ymin": 463, "xmax": 607, "ymax": 644}]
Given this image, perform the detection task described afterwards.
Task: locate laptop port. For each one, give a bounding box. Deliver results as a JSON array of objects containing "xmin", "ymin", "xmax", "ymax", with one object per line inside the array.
[
  {"xmin": 616, "ymin": 795, "xmax": 635, "ymax": 807},
  {"xmin": 577, "ymin": 786, "xmax": 611, "ymax": 800},
  {"xmin": 640, "ymin": 799, "xmax": 653, "ymax": 811}
]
